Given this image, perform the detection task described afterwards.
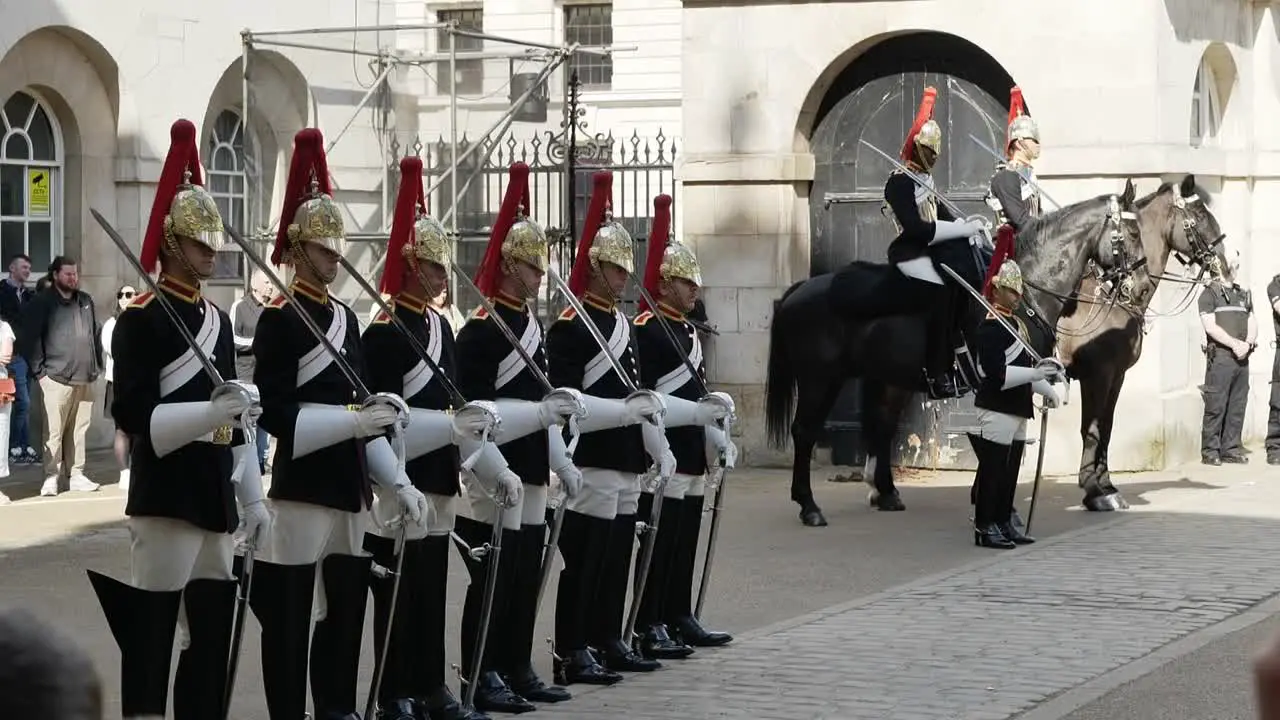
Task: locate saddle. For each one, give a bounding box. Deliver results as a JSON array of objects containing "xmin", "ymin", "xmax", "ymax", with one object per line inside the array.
[{"xmin": 828, "ymin": 242, "xmax": 991, "ymax": 322}]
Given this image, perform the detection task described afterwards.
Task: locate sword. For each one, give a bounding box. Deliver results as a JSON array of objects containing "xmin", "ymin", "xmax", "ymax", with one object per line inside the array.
[
  {"xmin": 460, "ymin": 513, "xmax": 506, "ymax": 712},
  {"xmin": 364, "ymin": 523, "xmax": 408, "ymax": 720},
  {"xmin": 1025, "ymin": 407, "xmax": 1050, "ymax": 534},
  {"xmin": 695, "ymin": 447, "xmax": 730, "ymax": 620},
  {"xmin": 223, "ymin": 547, "xmax": 253, "ymax": 719},
  {"xmin": 967, "ymin": 133, "xmax": 1063, "ymax": 211},
  {"xmin": 335, "ymin": 254, "xmax": 468, "ymax": 407}
]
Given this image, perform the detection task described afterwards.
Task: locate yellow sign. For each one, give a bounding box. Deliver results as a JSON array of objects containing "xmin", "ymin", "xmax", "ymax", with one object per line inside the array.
[{"xmin": 28, "ymin": 169, "xmax": 50, "ymax": 217}]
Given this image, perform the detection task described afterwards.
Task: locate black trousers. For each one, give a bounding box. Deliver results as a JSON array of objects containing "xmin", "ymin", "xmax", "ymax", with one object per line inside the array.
[
  {"xmin": 968, "ymin": 434, "xmax": 1024, "ymax": 527},
  {"xmin": 1266, "ymin": 357, "xmax": 1280, "ymax": 458},
  {"xmin": 1201, "ymin": 353, "xmax": 1249, "ymax": 458}
]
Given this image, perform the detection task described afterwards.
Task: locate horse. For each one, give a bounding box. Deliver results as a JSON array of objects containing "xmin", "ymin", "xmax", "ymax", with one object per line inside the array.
[
  {"xmin": 1055, "ymin": 174, "xmax": 1229, "ymax": 512},
  {"xmin": 766, "ymin": 180, "xmax": 1146, "ymax": 527}
]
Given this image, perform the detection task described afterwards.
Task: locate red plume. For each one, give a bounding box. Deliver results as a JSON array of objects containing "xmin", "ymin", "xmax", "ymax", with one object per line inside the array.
[
  {"xmin": 381, "ymin": 156, "xmax": 424, "ymax": 296},
  {"xmin": 474, "ymin": 163, "xmax": 530, "ymax": 298},
  {"xmin": 899, "ymin": 87, "xmax": 938, "ymax": 162},
  {"xmin": 567, "ymin": 172, "xmax": 613, "ymax": 298},
  {"xmin": 141, "ymin": 119, "xmax": 203, "ymax": 273},
  {"xmin": 638, "ymin": 194, "xmax": 672, "ymax": 314},
  {"xmin": 1007, "ymin": 86, "xmax": 1026, "ymax": 152},
  {"xmin": 982, "ymin": 225, "xmax": 1017, "ymax": 299},
  {"xmin": 271, "ymin": 128, "xmax": 331, "ymax": 265}
]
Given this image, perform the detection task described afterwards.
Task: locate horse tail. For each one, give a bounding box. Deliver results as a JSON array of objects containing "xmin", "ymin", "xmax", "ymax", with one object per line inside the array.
[{"xmin": 765, "ymin": 280, "xmax": 805, "ymax": 448}]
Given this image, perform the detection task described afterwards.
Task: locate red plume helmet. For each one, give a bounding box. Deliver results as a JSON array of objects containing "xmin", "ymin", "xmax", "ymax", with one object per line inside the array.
[
  {"xmin": 473, "ymin": 163, "xmax": 531, "ymax": 298},
  {"xmin": 567, "ymin": 172, "xmax": 613, "ymax": 298},
  {"xmin": 1007, "ymin": 86, "xmax": 1025, "ymax": 151},
  {"xmin": 899, "ymin": 87, "xmax": 938, "ymax": 163},
  {"xmin": 638, "ymin": 194, "xmax": 672, "ymax": 313},
  {"xmin": 380, "ymin": 156, "xmax": 427, "ymax": 296},
  {"xmin": 141, "ymin": 119, "xmax": 204, "ymax": 273},
  {"xmin": 271, "ymin": 128, "xmax": 333, "ymax": 265}
]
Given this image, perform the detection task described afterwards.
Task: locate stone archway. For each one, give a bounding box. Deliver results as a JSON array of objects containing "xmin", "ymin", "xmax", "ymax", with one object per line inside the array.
[{"xmin": 806, "ymin": 31, "xmax": 1018, "ymax": 470}]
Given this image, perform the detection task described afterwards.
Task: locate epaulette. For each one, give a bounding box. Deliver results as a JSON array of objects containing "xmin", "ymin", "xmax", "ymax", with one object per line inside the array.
[
  {"xmin": 125, "ymin": 291, "xmax": 155, "ymax": 310},
  {"xmin": 267, "ymin": 295, "xmax": 289, "ymax": 309},
  {"xmin": 371, "ymin": 310, "xmax": 392, "ymax": 325},
  {"xmin": 557, "ymin": 307, "xmax": 577, "ymax": 322},
  {"xmin": 469, "ymin": 306, "xmax": 489, "ymax": 321},
  {"xmin": 634, "ymin": 310, "xmax": 654, "ymax": 326}
]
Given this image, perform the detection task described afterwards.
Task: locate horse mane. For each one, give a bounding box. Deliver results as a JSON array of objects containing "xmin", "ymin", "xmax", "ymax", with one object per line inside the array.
[
  {"xmin": 1013, "ymin": 194, "xmax": 1116, "ymax": 256},
  {"xmin": 1137, "ymin": 181, "xmax": 1213, "ymax": 208}
]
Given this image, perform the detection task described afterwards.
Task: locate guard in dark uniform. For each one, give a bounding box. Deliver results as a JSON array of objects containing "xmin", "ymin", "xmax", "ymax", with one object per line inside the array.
[
  {"xmin": 546, "ymin": 172, "xmax": 668, "ymax": 684},
  {"xmin": 454, "ymin": 162, "xmax": 574, "ymax": 714},
  {"xmin": 1265, "ymin": 272, "xmax": 1280, "ymax": 465},
  {"xmin": 86, "ymin": 118, "xmax": 270, "ymax": 720},
  {"xmin": 1199, "ymin": 251, "xmax": 1255, "ymax": 465},
  {"xmin": 632, "ymin": 194, "xmax": 738, "ymax": 655},
  {"xmin": 249, "ymin": 128, "xmax": 428, "ymax": 720},
  {"xmin": 968, "ymin": 260, "xmax": 1061, "ymax": 549},
  {"xmin": 363, "ymin": 156, "xmax": 520, "ymax": 720},
  {"xmin": 982, "ymin": 86, "xmax": 1043, "ymax": 297}
]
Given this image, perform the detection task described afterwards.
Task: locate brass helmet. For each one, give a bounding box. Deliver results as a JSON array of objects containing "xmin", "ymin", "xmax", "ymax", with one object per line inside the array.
[
  {"xmin": 660, "ymin": 240, "xmax": 702, "ymax": 287},
  {"xmin": 273, "ymin": 128, "xmax": 345, "ymax": 265},
  {"xmin": 413, "ymin": 213, "xmax": 450, "ymax": 268},
  {"xmin": 504, "ymin": 211, "xmax": 548, "ymax": 272},
  {"xmin": 381, "ymin": 156, "xmax": 451, "ymax": 296},
  {"xmin": 476, "ymin": 162, "xmax": 546, "ymax": 296},
  {"xmin": 287, "ymin": 191, "xmax": 345, "ymax": 256},
  {"xmin": 990, "ymin": 258, "xmax": 1024, "ymax": 296},
  {"xmin": 591, "ymin": 215, "xmax": 635, "ymax": 275},
  {"xmin": 901, "ymin": 87, "xmax": 942, "ymax": 162},
  {"xmin": 1007, "ymin": 87, "xmax": 1040, "ymax": 146},
  {"xmin": 569, "ymin": 171, "xmax": 635, "ymax": 297},
  {"xmin": 141, "ymin": 119, "xmax": 226, "ymax": 274}
]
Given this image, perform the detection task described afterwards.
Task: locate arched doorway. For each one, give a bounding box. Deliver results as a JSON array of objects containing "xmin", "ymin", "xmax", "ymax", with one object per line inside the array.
[{"xmin": 808, "ymin": 31, "xmax": 1017, "ymax": 470}]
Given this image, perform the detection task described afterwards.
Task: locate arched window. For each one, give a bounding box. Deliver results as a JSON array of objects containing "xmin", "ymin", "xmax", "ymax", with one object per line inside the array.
[
  {"xmin": 1191, "ymin": 56, "xmax": 1221, "ymax": 147},
  {"xmin": 0, "ymin": 90, "xmax": 61, "ymax": 276},
  {"xmin": 204, "ymin": 110, "xmax": 255, "ymax": 282}
]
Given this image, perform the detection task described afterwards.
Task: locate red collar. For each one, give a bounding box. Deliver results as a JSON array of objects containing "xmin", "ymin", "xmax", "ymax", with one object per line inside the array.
[{"xmin": 158, "ymin": 274, "xmax": 200, "ymax": 304}]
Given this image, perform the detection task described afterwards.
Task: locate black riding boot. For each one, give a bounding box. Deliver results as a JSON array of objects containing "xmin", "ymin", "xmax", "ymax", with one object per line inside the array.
[
  {"xmin": 998, "ymin": 440, "xmax": 1035, "ymax": 544},
  {"xmin": 924, "ymin": 290, "xmax": 960, "ymax": 399},
  {"xmin": 594, "ymin": 512, "xmax": 661, "ymax": 673},
  {"xmin": 310, "ymin": 553, "xmax": 375, "ymax": 719},
  {"xmin": 417, "ymin": 533, "xmax": 491, "ymax": 720},
  {"xmin": 247, "ymin": 560, "xmax": 317, "ymax": 720},
  {"xmin": 969, "ymin": 435, "xmax": 1015, "ymax": 550},
  {"xmin": 455, "ymin": 517, "xmax": 535, "ymax": 715},
  {"xmin": 365, "ymin": 533, "xmax": 425, "ymax": 713},
  {"xmin": 87, "ymin": 571, "xmax": 183, "ymax": 719},
  {"xmin": 553, "ymin": 510, "xmax": 620, "ymax": 686},
  {"xmin": 667, "ymin": 495, "xmax": 733, "ymax": 647},
  {"xmin": 504, "ymin": 522, "xmax": 571, "ymax": 703},
  {"xmin": 173, "ymin": 577, "xmax": 238, "ymax": 720},
  {"xmin": 635, "ymin": 492, "xmax": 694, "ymax": 659}
]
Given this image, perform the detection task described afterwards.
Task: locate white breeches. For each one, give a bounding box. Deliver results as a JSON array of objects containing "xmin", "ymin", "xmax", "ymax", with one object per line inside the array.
[
  {"xmin": 974, "ymin": 408, "xmax": 1029, "ymax": 445},
  {"xmin": 459, "ymin": 479, "xmax": 548, "ymax": 529},
  {"xmin": 369, "ymin": 489, "xmax": 459, "ymax": 540},
  {"xmin": 897, "ymin": 257, "xmax": 943, "ymax": 285},
  {"xmin": 255, "ymin": 500, "xmax": 368, "ymax": 623},
  {"xmin": 567, "ymin": 469, "xmax": 640, "ymax": 520},
  {"xmin": 659, "ymin": 472, "xmax": 705, "ymax": 501},
  {"xmin": 129, "ymin": 517, "xmax": 234, "ymax": 651}
]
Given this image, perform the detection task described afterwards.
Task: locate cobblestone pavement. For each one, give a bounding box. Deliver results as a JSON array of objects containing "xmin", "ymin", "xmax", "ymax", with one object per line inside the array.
[{"xmin": 536, "ymin": 512, "xmax": 1280, "ymax": 720}]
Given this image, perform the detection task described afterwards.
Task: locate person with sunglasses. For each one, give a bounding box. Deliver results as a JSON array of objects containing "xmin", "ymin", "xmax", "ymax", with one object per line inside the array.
[{"xmin": 100, "ymin": 284, "xmax": 137, "ymax": 490}]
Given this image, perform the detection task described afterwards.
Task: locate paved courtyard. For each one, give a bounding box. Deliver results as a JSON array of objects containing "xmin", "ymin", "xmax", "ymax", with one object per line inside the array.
[{"xmin": 1, "ymin": 448, "xmax": 1277, "ymax": 719}]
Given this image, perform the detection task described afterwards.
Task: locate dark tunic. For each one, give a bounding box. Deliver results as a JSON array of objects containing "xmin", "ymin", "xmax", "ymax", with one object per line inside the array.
[
  {"xmin": 972, "ymin": 309, "xmax": 1035, "ymax": 420},
  {"xmin": 545, "ymin": 294, "xmax": 646, "ymax": 474},
  {"xmin": 633, "ymin": 304, "xmax": 707, "ymax": 476},
  {"xmin": 362, "ymin": 297, "xmax": 462, "ymax": 497},
  {"xmin": 112, "ymin": 276, "xmax": 243, "ymax": 533},
  {"xmin": 253, "ymin": 280, "xmax": 373, "ymax": 512},
  {"xmin": 455, "ymin": 293, "xmax": 550, "ymax": 487},
  {"xmin": 883, "ymin": 170, "xmax": 957, "ymax": 264},
  {"xmin": 988, "ymin": 163, "xmax": 1041, "ymax": 232}
]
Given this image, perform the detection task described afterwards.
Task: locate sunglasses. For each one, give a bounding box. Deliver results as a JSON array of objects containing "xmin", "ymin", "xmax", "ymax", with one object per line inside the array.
[{"xmin": 118, "ymin": 290, "xmax": 135, "ymax": 299}]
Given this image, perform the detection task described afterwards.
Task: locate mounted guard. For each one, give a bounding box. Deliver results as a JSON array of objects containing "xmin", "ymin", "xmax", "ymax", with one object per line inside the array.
[
  {"xmin": 631, "ymin": 195, "xmax": 738, "ymax": 654},
  {"xmin": 86, "ymin": 118, "xmax": 269, "ymax": 720},
  {"xmin": 247, "ymin": 128, "xmax": 429, "ymax": 720},
  {"xmin": 983, "ymin": 86, "xmax": 1044, "ymax": 297}
]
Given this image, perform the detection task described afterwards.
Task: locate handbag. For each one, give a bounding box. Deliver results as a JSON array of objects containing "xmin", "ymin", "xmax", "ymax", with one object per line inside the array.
[{"xmin": 0, "ymin": 377, "xmax": 15, "ymax": 404}]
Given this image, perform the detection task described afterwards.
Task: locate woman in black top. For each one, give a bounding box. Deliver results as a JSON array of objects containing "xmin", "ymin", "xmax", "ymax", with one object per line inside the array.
[{"xmin": 968, "ymin": 259, "xmax": 1061, "ymax": 548}]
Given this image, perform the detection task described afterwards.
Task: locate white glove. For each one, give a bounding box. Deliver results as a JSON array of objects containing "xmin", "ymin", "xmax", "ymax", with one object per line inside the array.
[
  {"xmin": 1036, "ymin": 357, "xmax": 1066, "ymax": 383},
  {"xmin": 641, "ymin": 419, "xmax": 673, "ymax": 464},
  {"xmin": 932, "ymin": 218, "xmax": 978, "ymax": 243},
  {"xmin": 230, "ymin": 444, "xmax": 272, "ymax": 549},
  {"xmin": 211, "ymin": 391, "xmax": 254, "ymax": 425},
  {"xmin": 658, "ymin": 448, "xmax": 677, "ymax": 479},
  {"xmin": 547, "ymin": 427, "xmax": 583, "ymax": 498},
  {"xmin": 458, "ymin": 435, "xmax": 524, "ymax": 508},
  {"xmin": 1002, "ymin": 366, "xmax": 1045, "ymax": 389},
  {"xmin": 663, "ymin": 393, "xmax": 734, "ymax": 428},
  {"xmin": 354, "ymin": 404, "xmax": 400, "ymax": 438},
  {"xmin": 706, "ymin": 425, "xmax": 737, "ymax": 470},
  {"xmin": 494, "ymin": 469, "xmax": 523, "ymax": 507},
  {"xmin": 1032, "ymin": 378, "xmax": 1061, "ymax": 408},
  {"xmin": 555, "ymin": 463, "xmax": 583, "ymax": 498},
  {"xmin": 394, "ymin": 484, "xmax": 429, "ymax": 527},
  {"xmin": 364, "ymin": 436, "xmax": 429, "ymax": 527}
]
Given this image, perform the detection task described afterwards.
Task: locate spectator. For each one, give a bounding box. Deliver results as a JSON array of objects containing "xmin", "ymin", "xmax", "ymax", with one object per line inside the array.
[
  {"xmin": 18, "ymin": 256, "xmax": 102, "ymax": 496},
  {"xmin": 230, "ymin": 270, "xmax": 273, "ymax": 473},
  {"xmin": 429, "ymin": 282, "xmax": 466, "ymax": 336},
  {"xmin": 0, "ymin": 316, "xmax": 13, "ymax": 505},
  {"xmin": 99, "ymin": 285, "xmax": 136, "ymax": 490},
  {"xmin": 34, "ymin": 275, "xmax": 50, "ymax": 293},
  {"xmin": 0, "ymin": 606, "xmax": 102, "ymax": 719},
  {"xmin": 0, "ymin": 254, "xmax": 37, "ymax": 467}
]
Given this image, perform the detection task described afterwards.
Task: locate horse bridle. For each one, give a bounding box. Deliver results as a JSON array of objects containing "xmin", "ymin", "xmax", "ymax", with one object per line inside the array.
[{"xmin": 1142, "ymin": 190, "xmax": 1228, "ymax": 323}]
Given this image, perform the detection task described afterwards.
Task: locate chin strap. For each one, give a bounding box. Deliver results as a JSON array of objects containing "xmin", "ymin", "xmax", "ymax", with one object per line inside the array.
[{"xmin": 564, "ymin": 413, "xmax": 581, "ymax": 456}]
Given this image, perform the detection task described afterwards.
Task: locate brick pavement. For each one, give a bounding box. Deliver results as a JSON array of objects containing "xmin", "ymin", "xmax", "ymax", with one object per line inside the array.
[{"xmin": 536, "ymin": 514, "xmax": 1280, "ymax": 720}]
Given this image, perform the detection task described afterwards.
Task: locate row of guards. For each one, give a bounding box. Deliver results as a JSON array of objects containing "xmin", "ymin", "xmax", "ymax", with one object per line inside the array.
[{"xmin": 84, "ymin": 119, "xmax": 739, "ymax": 720}]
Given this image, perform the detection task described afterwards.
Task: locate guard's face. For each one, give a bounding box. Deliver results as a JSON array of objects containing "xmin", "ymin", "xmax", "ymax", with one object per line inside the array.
[
  {"xmin": 664, "ymin": 277, "xmax": 700, "ymax": 313},
  {"xmin": 416, "ymin": 259, "xmax": 449, "ymax": 298},
  {"xmin": 304, "ymin": 243, "xmax": 342, "ymax": 285},
  {"xmin": 598, "ymin": 262, "xmax": 629, "ymax": 297},
  {"xmin": 1018, "ymin": 138, "xmax": 1041, "ymax": 161},
  {"xmin": 916, "ymin": 144, "xmax": 938, "ymax": 172},
  {"xmin": 993, "ymin": 286, "xmax": 1021, "ymax": 309},
  {"xmin": 507, "ymin": 259, "xmax": 544, "ymax": 299},
  {"xmin": 176, "ymin": 236, "xmax": 217, "ymax": 279}
]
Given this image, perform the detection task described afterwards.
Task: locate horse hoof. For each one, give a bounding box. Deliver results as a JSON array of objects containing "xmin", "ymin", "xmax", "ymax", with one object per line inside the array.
[
  {"xmin": 875, "ymin": 493, "xmax": 905, "ymax": 512},
  {"xmin": 800, "ymin": 509, "xmax": 828, "ymax": 527},
  {"xmin": 1083, "ymin": 492, "xmax": 1128, "ymax": 512},
  {"xmin": 867, "ymin": 489, "xmax": 879, "ymax": 506}
]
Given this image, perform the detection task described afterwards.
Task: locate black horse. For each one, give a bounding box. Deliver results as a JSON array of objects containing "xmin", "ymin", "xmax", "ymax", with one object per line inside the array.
[
  {"xmin": 1056, "ymin": 175, "xmax": 1229, "ymax": 511},
  {"xmin": 766, "ymin": 180, "xmax": 1147, "ymax": 527}
]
